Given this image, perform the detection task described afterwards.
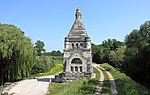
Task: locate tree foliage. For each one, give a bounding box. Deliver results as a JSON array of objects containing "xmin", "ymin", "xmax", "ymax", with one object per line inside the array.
[
  {"xmin": 109, "ymin": 46, "xmax": 126, "ymax": 68},
  {"xmin": 92, "ymin": 21, "xmax": 150, "ymax": 88},
  {"xmin": 0, "ymin": 24, "xmax": 36, "ymax": 85},
  {"xmin": 44, "ymin": 50, "xmax": 62, "ymax": 56},
  {"xmin": 31, "ymin": 55, "xmax": 55, "ymax": 75},
  {"xmin": 35, "ymin": 40, "xmax": 45, "ymax": 56},
  {"xmin": 123, "ymin": 21, "xmax": 150, "ymax": 85},
  {"xmin": 92, "ymin": 39, "xmax": 125, "ymax": 67}
]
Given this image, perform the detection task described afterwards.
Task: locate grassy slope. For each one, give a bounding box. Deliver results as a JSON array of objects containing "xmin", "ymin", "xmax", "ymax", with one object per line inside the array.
[
  {"xmin": 101, "ymin": 69, "xmax": 110, "ymax": 95},
  {"xmin": 30, "ymin": 56, "xmax": 63, "ymax": 77},
  {"xmin": 45, "ymin": 56, "xmax": 63, "ymax": 75},
  {"xmin": 100, "ymin": 63, "xmax": 150, "ymax": 95},
  {"xmin": 93, "ymin": 67, "xmax": 100, "ymax": 80},
  {"xmin": 48, "ymin": 63, "xmax": 63, "ymax": 74},
  {"xmin": 49, "ymin": 80, "xmax": 84, "ymax": 95},
  {"xmin": 48, "ymin": 68, "xmax": 100, "ymax": 95},
  {"xmin": 47, "ymin": 57, "xmax": 149, "ymax": 95}
]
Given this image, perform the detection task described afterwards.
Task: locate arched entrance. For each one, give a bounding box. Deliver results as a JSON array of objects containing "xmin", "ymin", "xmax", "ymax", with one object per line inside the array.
[
  {"xmin": 71, "ymin": 58, "xmax": 82, "ymax": 72},
  {"xmin": 71, "ymin": 58, "xmax": 82, "ymax": 64}
]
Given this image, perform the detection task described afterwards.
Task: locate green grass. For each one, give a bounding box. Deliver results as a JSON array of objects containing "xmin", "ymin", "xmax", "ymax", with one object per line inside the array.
[
  {"xmin": 29, "ymin": 56, "xmax": 63, "ymax": 77},
  {"xmin": 100, "ymin": 68, "xmax": 110, "ymax": 95},
  {"xmin": 94, "ymin": 66, "xmax": 110, "ymax": 95},
  {"xmin": 48, "ymin": 78, "xmax": 97, "ymax": 95},
  {"xmin": 93, "ymin": 67, "xmax": 100, "ymax": 80},
  {"xmin": 45, "ymin": 56, "xmax": 63, "ymax": 75},
  {"xmin": 48, "ymin": 79, "xmax": 83, "ymax": 95},
  {"xmin": 48, "ymin": 63, "xmax": 63, "ymax": 74},
  {"xmin": 48, "ymin": 67, "xmax": 100, "ymax": 95},
  {"xmin": 49, "ymin": 56, "xmax": 63, "ymax": 64},
  {"xmin": 100, "ymin": 63, "xmax": 150, "ymax": 95},
  {"xmin": 30, "ymin": 63, "xmax": 63, "ymax": 78}
]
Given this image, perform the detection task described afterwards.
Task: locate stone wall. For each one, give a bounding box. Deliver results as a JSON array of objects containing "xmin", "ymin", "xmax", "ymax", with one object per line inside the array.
[{"xmin": 55, "ymin": 72, "xmax": 92, "ymax": 83}]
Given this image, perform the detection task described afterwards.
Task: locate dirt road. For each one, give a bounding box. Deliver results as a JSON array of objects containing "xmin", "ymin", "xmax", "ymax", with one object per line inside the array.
[{"xmin": 3, "ymin": 75, "xmax": 55, "ymax": 95}]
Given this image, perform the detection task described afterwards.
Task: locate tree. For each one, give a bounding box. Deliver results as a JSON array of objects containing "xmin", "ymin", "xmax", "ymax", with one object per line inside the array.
[
  {"xmin": 56, "ymin": 50, "xmax": 62, "ymax": 56},
  {"xmin": 0, "ymin": 24, "xmax": 36, "ymax": 85},
  {"xmin": 91, "ymin": 43, "xmax": 103, "ymax": 63},
  {"xmin": 109, "ymin": 46, "xmax": 126, "ymax": 68},
  {"xmin": 92, "ymin": 39, "xmax": 125, "ymax": 64},
  {"xmin": 123, "ymin": 21, "xmax": 150, "ymax": 86},
  {"xmin": 31, "ymin": 55, "xmax": 55, "ymax": 74},
  {"xmin": 35, "ymin": 40, "xmax": 45, "ymax": 56}
]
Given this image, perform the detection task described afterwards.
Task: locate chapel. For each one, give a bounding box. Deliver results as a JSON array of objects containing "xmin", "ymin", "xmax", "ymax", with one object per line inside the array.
[
  {"xmin": 55, "ymin": 9, "xmax": 93, "ymax": 82},
  {"xmin": 62, "ymin": 8, "xmax": 93, "ymax": 82}
]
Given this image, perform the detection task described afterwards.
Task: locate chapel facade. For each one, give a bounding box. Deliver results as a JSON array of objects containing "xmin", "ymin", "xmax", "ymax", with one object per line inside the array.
[
  {"xmin": 63, "ymin": 8, "xmax": 92, "ymax": 81},
  {"xmin": 55, "ymin": 9, "xmax": 93, "ymax": 82}
]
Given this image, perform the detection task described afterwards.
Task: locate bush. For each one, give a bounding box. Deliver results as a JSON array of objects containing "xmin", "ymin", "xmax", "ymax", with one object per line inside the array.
[{"xmin": 31, "ymin": 56, "xmax": 55, "ymax": 75}]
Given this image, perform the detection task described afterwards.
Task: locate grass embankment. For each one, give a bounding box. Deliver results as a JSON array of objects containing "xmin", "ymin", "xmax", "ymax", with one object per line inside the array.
[
  {"xmin": 100, "ymin": 63, "xmax": 150, "ymax": 95},
  {"xmin": 44, "ymin": 56, "xmax": 63, "ymax": 75},
  {"xmin": 48, "ymin": 63, "xmax": 63, "ymax": 74},
  {"xmin": 48, "ymin": 68, "xmax": 99, "ymax": 95},
  {"xmin": 100, "ymin": 68, "xmax": 110, "ymax": 95},
  {"xmin": 30, "ymin": 56, "xmax": 63, "ymax": 77},
  {"xmin": 93, "ymin": 67, "xmax": 100, "ymax": 80}
]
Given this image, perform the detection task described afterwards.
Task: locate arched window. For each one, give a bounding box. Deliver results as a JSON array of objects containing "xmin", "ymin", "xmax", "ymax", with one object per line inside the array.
[
  {"xmin": 72, "ymin": 43, "xmax": 74, "ymax": 48},
  {"xmin": 76, "ymin": 43, "xmax": 78, "ymax": 48},
  {"xmin": 80, "ymin": 66, "xmax": 82, "ymax": 72},
  {"xmin": 80, "ymin": 43, "xmax": 83, "ymax": 47},
  {"xmin": 71, "ymin": 58, "xmax": 82, "ymax": 64}
]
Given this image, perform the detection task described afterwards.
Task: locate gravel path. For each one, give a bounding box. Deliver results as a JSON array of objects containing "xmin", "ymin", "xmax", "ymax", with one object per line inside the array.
[
  {"xmin": 105, "ymin": 71, "xmax": 118, "ymax": 95},
  {"xmin": 93, "ymin": 64, "xmax": 118, "ymax": 95},
  {"xmin": 2, "ymin": 75, "xmax": 55, "ymax": 95},
  {"xmin": 98, "ymin": 65, "xmax": 118, "ymax": 95},
  {"xmin": 93, "ymin": 64, "xmax": 104, "ymax": 95}
]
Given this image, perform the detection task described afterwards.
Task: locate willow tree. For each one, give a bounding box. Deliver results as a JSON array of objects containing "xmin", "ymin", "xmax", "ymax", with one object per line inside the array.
[{"xmin": 0, "ymin": 24, "xmax": 36, "ymax": 85}]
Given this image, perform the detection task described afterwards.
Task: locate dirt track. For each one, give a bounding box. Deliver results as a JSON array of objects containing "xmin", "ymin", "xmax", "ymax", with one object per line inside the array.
[{"xmin": 3, "ymin": 75, "xmax": 55, "ymax": 95}]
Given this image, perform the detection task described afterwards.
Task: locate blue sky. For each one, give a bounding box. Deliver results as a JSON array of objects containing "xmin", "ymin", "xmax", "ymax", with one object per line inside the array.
[{"xmin": 1, "ymin": 0, "xmax": 150, "ymax": 51}]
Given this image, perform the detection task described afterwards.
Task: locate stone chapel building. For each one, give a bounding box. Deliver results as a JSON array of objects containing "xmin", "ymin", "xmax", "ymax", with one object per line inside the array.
[{"xmin": 55, "ymin": 9, "xmax": 93, "ymax": 82}]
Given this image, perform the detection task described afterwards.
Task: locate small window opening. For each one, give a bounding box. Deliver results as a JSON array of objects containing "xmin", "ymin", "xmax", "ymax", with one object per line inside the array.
[
  {"xmin": 72, "ymin": 43, "xmax": 74, "ymax": 48},
  {"xmin": 80, "ymin": 43, "xmax": 83, "ymax": 46},
  {"xmin": 76, "ymin": 43, "xmax": 78, "ymax": 48},
  {"xmin": 71, "ymin": 66, "xmax": 73, "ymax": 72},
  {"xmin": 75, "ymin": 66, "xmax": 78, "ymax": 72},
  {"xmin": 80, "ymin": 66, "xmax": 82, "ymax": 72}
]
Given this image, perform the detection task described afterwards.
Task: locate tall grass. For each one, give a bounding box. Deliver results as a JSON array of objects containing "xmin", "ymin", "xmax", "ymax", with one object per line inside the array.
[
  {"xmin": 46, "ymin": 56, "xmax": 63, "ymax": 75},
  {"xmin": 48, "ymin": 63, "xmax": 63, "ymax": 74},
  {"xmin": 100, "ymin": 63, "xmax": 150, "ymax": 95},
  {"xmin": 48, "ymin": 67, "xmax": 100, "ymax": 95},
  {"xmin": 93, "ymin": 67, "xmax": 100, "ymax": 80},
  {"xmin": 48, "ymin": 78, "xmax": 97, "ymax": 95}
]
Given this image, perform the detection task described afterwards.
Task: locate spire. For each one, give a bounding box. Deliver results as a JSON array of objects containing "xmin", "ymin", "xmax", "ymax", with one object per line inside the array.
[
  {"xmin": 75, "ymin": 8, "xmax": 81, "ymax": 20},
  {"xmin": 67, "ymin": 8, "xmax": 88, "ymax": 40}
]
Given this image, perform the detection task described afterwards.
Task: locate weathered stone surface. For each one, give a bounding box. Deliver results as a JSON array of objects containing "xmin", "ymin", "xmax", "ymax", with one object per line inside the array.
[{"xmin": 55, "ymin": 8, "xmax": 93, "ymax": 83}]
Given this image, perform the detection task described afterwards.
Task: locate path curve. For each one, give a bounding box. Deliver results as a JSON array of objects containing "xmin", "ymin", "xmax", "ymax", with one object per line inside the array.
[
  {"xmin": 105, "ymin": 71, "xmax": 117, "ymax": 95},
  {"xmin": 2, "ymin": 75, "xmax": 55, "ymax": 95},
  {"xmin": 93, "ymin": 64, "xmax": 118, "ymax": 95},
  {"xmin": 92, "ymin": 64, "xmax": 104, "ymax": 95}
]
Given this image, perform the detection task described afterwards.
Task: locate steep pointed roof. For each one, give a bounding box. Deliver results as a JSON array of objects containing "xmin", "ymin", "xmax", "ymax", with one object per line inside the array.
[{"xmin": 67, "ymin": 9, "xmax": 88, "ymax": 40}]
